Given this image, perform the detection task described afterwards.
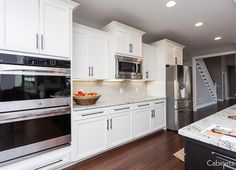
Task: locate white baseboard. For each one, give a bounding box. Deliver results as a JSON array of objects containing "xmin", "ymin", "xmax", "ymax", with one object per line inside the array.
[
  {"xmin": 217, "ymin": 98, "xmax": 224, "ymax": 102},
  {"xmin": 196, "ymin": 101, "xmax": 217, "ymax": 110}
]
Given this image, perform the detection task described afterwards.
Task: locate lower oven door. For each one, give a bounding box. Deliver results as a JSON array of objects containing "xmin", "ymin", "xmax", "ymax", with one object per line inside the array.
[{"xmin": 0, "ymin": 106, "xmax": 71, "ymax": 164}]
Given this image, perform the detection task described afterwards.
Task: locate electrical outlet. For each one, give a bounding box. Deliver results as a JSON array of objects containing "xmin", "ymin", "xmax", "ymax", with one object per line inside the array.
[{"xmin": 120, "ymin": 88, "xmax": 123, "ymax": 94}]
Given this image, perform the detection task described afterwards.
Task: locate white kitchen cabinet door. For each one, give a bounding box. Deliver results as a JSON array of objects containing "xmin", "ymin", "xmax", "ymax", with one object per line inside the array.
[
  {"xmin": 142, "ymin": 44, "xmax": 158, "ymax": 80},
  {"xmin": 129, "ymin": 33, "xmax": 142, "ymax": 57},
  {"xmin": 116, "ymin": 30, "xmax": 128, "ymax": 55},
  {"xmin": 152, "ymin": 102, "xmax": 166, "ymax": 131},
  {"xmin": 166, "ymin": 43, "xmax": 176, "ymax": 65},
  {"xmin": 75, "ymin": 116, "xmax": 108, "ymax": 159},
  {"xmin": 109, "ymin": 111, "xmax": 133, "ymax": 148},
  {"xmin": 175, "ymin": 46, "xmax": 183, "ymax": 65},
  {"xmin": 2, "ymin": 0, "xmax": 39, "ymax": 53},
  {"xmin": 133, "ymin": 108, "xmax": 152, "ymax": 138},
  {"xmin": 88, "ymin": 35, "xmax": 109, "ymax": 79},
  {"xmin": 40, "ymin": 0, "xmax": 70, "ymax": 58},
  {"xmin": 73, "ymin": 31, "xmax": 90, "ymax": 79}
]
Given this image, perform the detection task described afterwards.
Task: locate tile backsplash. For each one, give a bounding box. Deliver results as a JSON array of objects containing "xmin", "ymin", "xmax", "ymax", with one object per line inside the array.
[{"xmin": 73, "ymin": 81, "xmax": 148, "ymax": 101}]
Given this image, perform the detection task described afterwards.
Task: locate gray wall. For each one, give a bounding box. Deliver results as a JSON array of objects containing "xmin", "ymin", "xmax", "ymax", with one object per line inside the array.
[{"xmin": 204, "ymin": 57, "xmax": 223, "ymax": 100}]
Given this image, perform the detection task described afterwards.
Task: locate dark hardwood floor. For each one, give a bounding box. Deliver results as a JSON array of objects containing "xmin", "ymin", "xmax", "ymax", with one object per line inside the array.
[
  {"xmin": 65, "ymin": 130, "xmax": 184, "ymax": 170},
  {"xmin": 193, "ymin": 99, "xmax": 236, "ymax": 121},
  {"xmin": 66, "ymin": 100, "xmax": 236, "ymax": 170}
]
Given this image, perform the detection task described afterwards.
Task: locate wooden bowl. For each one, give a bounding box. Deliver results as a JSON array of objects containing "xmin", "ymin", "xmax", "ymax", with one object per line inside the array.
[{"xmin": 73, "ymin": 95, "xmax": 101, "ymax": 105}]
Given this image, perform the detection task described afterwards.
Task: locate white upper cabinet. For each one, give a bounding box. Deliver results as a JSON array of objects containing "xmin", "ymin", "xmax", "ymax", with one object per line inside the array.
[
  {"xmin": 116, "ymin": 30, "xmax": 128, "ymax": 54},
  {"xmin": 102, "ymin": 21, "xmax": 145, "ymax": 57},
  {"xmin": 1, "ymin": 0, "xmax": 39, "ymax": 53},
  {"xmin": 73, "ymin": 24, "xmax": 109, "ymax": 80},
  {"xmin": 152, "ymin": 39, "xmax": 185, "ymax": 65},
  {"xmin": 142, "ymin": 43, "xmax": 158, "ymax": 81},
  {"xmin": 40, "ymin": 0, "xmax": 71, "ymax": 58},
  {"xmin": 0, "ymin": 0, "xmax": 77, "ymax": 58}
]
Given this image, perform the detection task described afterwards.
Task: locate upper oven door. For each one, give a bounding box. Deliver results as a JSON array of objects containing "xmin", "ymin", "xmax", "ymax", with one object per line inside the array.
[
  {"xmin": 0, "ymin": 66, "xmax": 71, "ymax": 113},
  {"xmin": 116, "ymin": 55, "xmax": 142, "ymax": 79}
]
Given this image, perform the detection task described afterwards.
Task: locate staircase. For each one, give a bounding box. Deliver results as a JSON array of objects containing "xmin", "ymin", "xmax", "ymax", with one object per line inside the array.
[{"xmin": 196, "ymin": 58, "xmax": 217, "ymax": 102}]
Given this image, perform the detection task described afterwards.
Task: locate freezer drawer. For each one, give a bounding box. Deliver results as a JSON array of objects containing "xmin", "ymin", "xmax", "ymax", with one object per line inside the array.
[
  {"xmin": 176, "ymin": 107, "xmax": 193, "ymax": 130},
  {"xmin": 174, "ymin": 99, "xmax": 193, "ymax": 110}
]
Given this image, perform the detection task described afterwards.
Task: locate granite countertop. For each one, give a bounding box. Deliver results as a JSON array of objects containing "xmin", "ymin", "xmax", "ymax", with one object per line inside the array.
[
  {"xmin": 73, "ymin": 96, "xmax": 166, "ymax": 111},
  {"xmin": 178, "ymin": 105, "xmax": 236, "ymax": 152}
]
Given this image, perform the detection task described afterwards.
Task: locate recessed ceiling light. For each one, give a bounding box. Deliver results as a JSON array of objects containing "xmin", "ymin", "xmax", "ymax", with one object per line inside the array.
[
  {"xmin": 195, "ymin": 22, "xmax": 203, "ymax": 27},
  {"xmin": 214, "ymin": 37, "xmax": 222, "ymax": 40},
  {"xmin": 166, "ymin": 1, "xmax": 177, "ymax": 7}
]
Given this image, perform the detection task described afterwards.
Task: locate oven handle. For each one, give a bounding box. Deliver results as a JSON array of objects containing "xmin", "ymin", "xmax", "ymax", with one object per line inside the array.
[
  {"xmin": 0, "ymin": 64, "xmax": 70, "ymax": 75},
  {"xmin": 0, "ymin": 106, "xmax": 71, "ymax": 123}
]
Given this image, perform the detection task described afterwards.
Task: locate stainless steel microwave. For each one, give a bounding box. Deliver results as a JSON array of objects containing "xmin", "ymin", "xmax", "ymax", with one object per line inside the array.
[{"xmin": 115, "ymin": 55, "xmax": 142, "ymax": 79}]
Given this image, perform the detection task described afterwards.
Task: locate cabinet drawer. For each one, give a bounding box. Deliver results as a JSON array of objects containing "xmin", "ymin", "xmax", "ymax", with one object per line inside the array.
[
  {"xmin": 134, "ymin": 102, "xmax": 152, "ymax": 109},
  {"xmin": 109, "ymin": 104, "xmax": 133, "ymax": 114},
  {"xmin": 74, "ymin": 108, "xmax": 108, "ymax": 121},
  {"xmin": 153, "ymin": 100, "xmax": 166, "ymax": 107}
]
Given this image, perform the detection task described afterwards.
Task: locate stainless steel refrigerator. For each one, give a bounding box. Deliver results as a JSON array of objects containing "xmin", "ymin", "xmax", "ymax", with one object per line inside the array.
[{"xmin": 166, "ymin": 65, "xmax": 193, "ymax": 131}]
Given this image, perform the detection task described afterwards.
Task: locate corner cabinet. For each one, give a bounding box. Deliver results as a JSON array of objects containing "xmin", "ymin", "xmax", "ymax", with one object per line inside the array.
[
  {"xmin": 152, "ymin": 39, "xmax": 185, "ymax": 65},
  {"xmin": 142, "ymin": 43, "xmax": 158, "ymax": 80},
  {"xmin": 73, "ymin": 24, "xmax": 109, "ymax": 80},
  {"xmin": 102, "ymin": 21, "xmax": 145, "ymax": 57},
  {"xmin": 0, "ymin": 0, "xmax": 77, "ymax": 58}
]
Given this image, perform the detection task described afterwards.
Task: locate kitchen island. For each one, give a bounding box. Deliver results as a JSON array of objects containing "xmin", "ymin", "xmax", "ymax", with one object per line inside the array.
[{"xmin": 179, "ymin": 105, "xmax": 236, "ymax": 170}]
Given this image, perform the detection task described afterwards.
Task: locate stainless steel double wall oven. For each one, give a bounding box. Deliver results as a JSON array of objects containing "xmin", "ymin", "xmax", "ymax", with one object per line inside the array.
[{"xmin": 0, "ymin": 53, "xmax": 71, "ymax": 164}]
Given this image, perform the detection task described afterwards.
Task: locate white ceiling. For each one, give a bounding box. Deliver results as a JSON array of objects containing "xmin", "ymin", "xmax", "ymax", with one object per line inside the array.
[{"xmin": 73, "ymin": 0, "xmax": 236, "ymax": 53}]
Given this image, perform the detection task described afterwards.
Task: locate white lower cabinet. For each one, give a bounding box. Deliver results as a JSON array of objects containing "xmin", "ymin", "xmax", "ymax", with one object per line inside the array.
[
  {"xmin": 109, "ymin": 111, "xmax": 133, "ymax": 148},
  {"xmin": 72, "ymin": 99, "xmax": 166, "ymax": 162},
  {"xmin": 151, "ymin": 100, "xmax": 166, "ymax": 132},
  {"xmin": 133, "ymin": 108, "xmax": 152, "ymax": 138},
  {"xmin": 74, "ymin": 116, "xmax": 108, "ymax": 160}
]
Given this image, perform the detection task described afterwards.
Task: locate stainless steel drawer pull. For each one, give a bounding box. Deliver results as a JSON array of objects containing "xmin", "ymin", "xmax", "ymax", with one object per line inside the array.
[
  {"xmin": 155, "ymin": 102, "xmax": 165, "ymax": 104},
  {"xmin": 110, "ymin": 119, "xmax": 112, "ymax": 129},
  {"xmin": 41, "ymin": 34, "xmax": 44, "ymax": 50},
  {"xmin": 107, "ymin": 119, "xmax": 109, "ymax": 131},
  {"xmin": 81, "ymin": 111, "xmax": 104, "ymax": 117},
  {"xmin": 36, "ymin": 34, "xmax": 39, "ymax": 49},
  {"xmin": 114, "ymin": 107, "xmax": 130, "ymax": 111},
  {"xmin": 138, "ymin": 104, "xmax": 150, "ymax": 107}
]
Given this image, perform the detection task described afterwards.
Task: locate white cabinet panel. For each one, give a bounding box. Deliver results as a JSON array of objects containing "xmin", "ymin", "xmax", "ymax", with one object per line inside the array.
[
  {"xmin": 40, "ymin": 0, "xmax": 70, "ymax": 58},
  {"xmin": 2, "ymin": 0, "xmax": 39, "ymax": 53},
  {"xmin": 129, "ymin": 34, "xmax": 141, "ymax": 56},
  {"xmin": 88, "ymin": 35, "xmax": 109, "ymax": 79},
  {"xmin": 75, "ymin": 116, "xmax": 108, "ymax": 159},
  {"xmin": 116, "ymin": 30, "xmax": 128, "ymax": 54},
  {"xmin": 166, "ymin": 43, "xmax": 176, "ymax": 65},
  {"xmin": 73, "ymin": 31, "xmax": 90, "ymax": 79},
  {"xmin": 152, "ymin": 102, "xmax": 166, "ymax": 131},
  {"xmin": 142, "ymin": 43, "xmax": 158, "ymax": 80},
  {"xmin": 109, "ymin": 111, "xmax": 133, "ymax": 148},
  {"xmin": 133, "ymin": 108, "xmax": 152, "ymax": 138},
  {"xmin": 73, "ymin": 24, "xmax": 109, "ymax": 80},
  {"xmin": 175, "ymin": 46, "xmax": 183, "ymax": 65}
]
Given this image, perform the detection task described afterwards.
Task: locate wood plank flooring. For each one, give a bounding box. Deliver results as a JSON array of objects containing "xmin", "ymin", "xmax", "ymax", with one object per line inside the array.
[
  {"xmin": 66, "ymin": 100, "xmax": 236, "ymax": 170},
  {"xmin": 65, "ymin": 131, "xmax": 184, "ymax": 170}
]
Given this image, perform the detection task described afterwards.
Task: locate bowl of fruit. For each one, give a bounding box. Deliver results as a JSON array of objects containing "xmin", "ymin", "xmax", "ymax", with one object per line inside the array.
[{"xmin": 73, "ymin": 90, "xmax": 101, "ymax": 105}]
